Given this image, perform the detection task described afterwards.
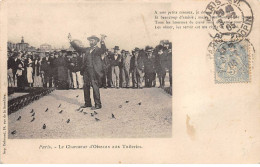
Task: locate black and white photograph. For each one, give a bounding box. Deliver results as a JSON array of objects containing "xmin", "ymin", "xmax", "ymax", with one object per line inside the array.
[{"xmin": 7, "ymin": 2, "xmax": 172, "ymax": 138}]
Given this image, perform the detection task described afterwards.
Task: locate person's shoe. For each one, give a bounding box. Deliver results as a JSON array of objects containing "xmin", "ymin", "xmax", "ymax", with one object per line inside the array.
[
  {"xmin": 92, "ymin": 104, "xmax": 102, "ymax": 110},
  {"xmin": 81, "ymin": 104, "xmax": 92, "ymax": 108}
]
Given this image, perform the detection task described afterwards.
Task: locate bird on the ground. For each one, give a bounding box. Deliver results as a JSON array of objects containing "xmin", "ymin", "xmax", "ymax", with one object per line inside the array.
[
  {"xmin": 76, "ymin": 95, "xmax": 79, "ymax": 98},
  {"xmin": 112, "ymin": 113, "xmax": 116, "ymax": 119},
  {"xmin": 119, "ymin": 105, "xmax": 122, "ymax": 108},
  {"xmin": 11, "ymin": 130, "xmax": 16, "ymax": 135},
  {"xmin": 30, "ymin": 109, "xmax": 34, "ymax": 113},
  {"xmin": 66, "ymin": 119, "xmax": 70, "ymax": 123},
  {"xmin": 80, "ymin": 109, "xmax": 83, "ymax": 113},
  {"xmin": 138, "ymin": 102, "xmax": 142, "ymax": 105},
  {"xmin": 59, "ymin": 110, "xmax": 63, "ymax": 114},
  {"xmin": 95, "ymin": 118, "xmax": 100, "ymax": 121},
  {"xmin": 17, "ymin": 116, "xmax": 21, "ymax": 121},
  {"xmin": 31, "ymin": 117, "xmax": 35, "ymax": 122},
  {"xmin": 45, "ymin": 108, "xmax": 48, "ymax": 112},
  {"xmin": 76, "ymin": 107, "xmax": 81, "ymax": 111},
  {"xmin": 31, "ymin": 112, "xmax": 35, "ymax": 117},
  {"xmin": 83, "ymin": 112, "xmax": 87, "ymax": 115},
  {"xmin": 43, "ymin": 124, "xmax": 46, "ymax": 129},
  {"xmin": 58, "ymin": 104, "xmax": 61, "ymax": 108},
  {"xmin": 125, "ymin": 101, "xmax": 129, "ymax": 103},
  {"xmin": 94, "ymin": 111, "xmax": 98, "ymax": 115},
  {"xmin": 91, "ymin": 113, "xmax": 94, "ymax": 117}
]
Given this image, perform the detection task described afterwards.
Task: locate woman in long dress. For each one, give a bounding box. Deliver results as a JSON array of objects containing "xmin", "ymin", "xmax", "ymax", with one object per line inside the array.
[
  {"xmin": 33, "ymin": 56, "xmax": 42, "ymax": 87},
  {"xmin": 27, "ymin": 62, "xmax": 33, "ymax": 87}
]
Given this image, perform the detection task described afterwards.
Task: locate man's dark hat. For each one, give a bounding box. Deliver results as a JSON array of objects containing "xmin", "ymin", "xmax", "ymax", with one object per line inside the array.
[
  {"xmin": 67, "ymin": 51, "xmax": 72, "ymax": 55},
  {"xmin": 121, "ymin": 49, "xmax": 125, "ymax": 53},
  {"xmin": 113, "ymin": 46, "xmax": 120, "ymax": 50},
  {"xmin": 87, "ymin": 35, "xmax": 100, "ymax": 42},
  {"xmin": 157, "ymin": 45, "xmax": 164, "ymax": 51},
  {"xmin": 145, "ymin": 46, "xmax": 153, "ymax": 52},
  {"xmin": 164, "ymin": 40, "xmax": 170, "ymax": 44},
  {"xmin": 133, "ymin": 47, "xmax": 140, "ymax": 52}
]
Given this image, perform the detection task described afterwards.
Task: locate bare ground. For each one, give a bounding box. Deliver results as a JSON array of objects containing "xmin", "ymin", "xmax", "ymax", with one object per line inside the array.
[{"xmin": 8, "ymin": 87, "xmax": 172, "ymax": 139}]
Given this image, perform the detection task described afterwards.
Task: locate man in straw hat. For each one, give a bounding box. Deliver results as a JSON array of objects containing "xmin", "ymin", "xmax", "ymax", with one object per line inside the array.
[{"xmin": 68, "ymin": 34, "xmax": 106, "ymax": 109}]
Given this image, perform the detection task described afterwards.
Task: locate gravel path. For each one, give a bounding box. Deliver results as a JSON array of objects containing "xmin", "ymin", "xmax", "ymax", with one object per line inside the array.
[{"xmin": 8, "ymin": 88, "xmax": 172, "ymax": 138}]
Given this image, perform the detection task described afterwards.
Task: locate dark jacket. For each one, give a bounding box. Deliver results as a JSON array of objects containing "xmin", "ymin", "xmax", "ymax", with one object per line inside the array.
[
  {"xmin": 109, "ymin": 53, "xmax": 122, "ymax": 67},
  {"xmin": 101, "ymin": 55, "xmax": 110, "ymax": 71},
  {"xmin": 70, "ymin": 41, "xmax": 106, "ymax": 78},
  {"xmin": 144, "ymin": 54, "xmax": 156, "ymax": 73},
  {"xmin": 70, "ymin": 56, "xmax": 83, "ymax": 72},
  {"xmin": 155, "ymin": 52, "xmax": 168, "ymax": 72},
  {"xmin": 130, "ymin": 54, "xmax": 144, "ymax": 72},
  {"xmin": 40, "ymin": 57, "xmax": 51, "ymax": 76},
  {"xmin": 166, "ymin": 50, "xmax": 172, "ymax": 70}
]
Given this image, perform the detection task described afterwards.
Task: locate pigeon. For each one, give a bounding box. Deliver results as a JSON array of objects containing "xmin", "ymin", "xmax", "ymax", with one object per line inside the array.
[
  {"xmin": 11, "ymin": 130, "xmax": 16, "ymax": 135},
  {"xmin": 31, "ymin": 112, "xmax": 35, "ymax": 117},
  {"xmin": 83, "ymin": 112, "xmax": 88, "ymax": 115},
  {"xmin": 95, "ymin": 118, "xmax": 100, "ymax": 121},
  {"xmin": 112, "ymin": 113, "xmax": 116, "ymax": 119},
  {"xmin": 59, "ymin": 110, "xmax": 63, "ymax": 114},
  {"xmin": 66, "ymin": 119, "xmax": 70, "ymax": 123},
  {"xmin": 58, "ymin": 104, "xmax": 61, "ymax": 108},
  {"xmin": 125, "ymin": 101, "xmax": 129, "ymax": 103},
  {"xmin": 76, "ymin": 95, "xmax": 79, "ymax": 98},
  {"xmin": 76, "ymin": 107, "xmax": 81, "ymax": 111},
  {"xmin": 91, "ymin": 113, "xmax": 94, "ymax": 117},
  {"xmin": 43, "ymin": 124, "xmax": 46, "ymax": 129},
  {"xmin": 80, "ymin": 109, "xmax": 83, "ymax": 113},
  {"xmin": 31, "ymin": 117, "xmax": 35, "ymax": 122},
  {"xmin": 30, "ymin": 109, "xmax": 34, "ymax": 113},
  {"xmin": 45, "ymin": 108, "xmax": 48, "ymax": 112},
  {"xmin": 138, "ymin": 102, "xmax": 142, "ymax": 105},
  {"xmin": 17, "ymin": 116, "xmax": 21, "ymax": 121},
  {"xmin": 94, "ymin": 111, "xmax": 98, "ymax": 115},
  {"xmin": 119, "ymin": 105, "xmax": 122, "ymax": 108}
]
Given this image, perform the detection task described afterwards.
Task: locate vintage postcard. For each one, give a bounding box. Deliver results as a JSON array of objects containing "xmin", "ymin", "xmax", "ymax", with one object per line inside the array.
[{"xmin": 0, "ymin": 0, "xmax": 259, "ymax": 164}]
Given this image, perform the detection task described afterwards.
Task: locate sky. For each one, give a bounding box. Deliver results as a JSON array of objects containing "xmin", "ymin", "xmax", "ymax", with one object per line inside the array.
[{"xmin": 7, "ymin": 1, "xmax": 171, "ymax": 50}]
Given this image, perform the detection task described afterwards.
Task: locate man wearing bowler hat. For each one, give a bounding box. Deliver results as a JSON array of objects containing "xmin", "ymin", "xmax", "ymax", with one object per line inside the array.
[
  {"xmin": 110, "ymin": 46, "xmax": 122, "ymax": 88},
  {"xmin": 68, "ymin": 34, "xmax": 106, "ymax": 109}
]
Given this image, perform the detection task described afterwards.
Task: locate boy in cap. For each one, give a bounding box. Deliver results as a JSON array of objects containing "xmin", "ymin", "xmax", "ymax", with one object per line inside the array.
[{"xmin": 70, "ymin": 52, "xmax": 84, "ymax": 89}]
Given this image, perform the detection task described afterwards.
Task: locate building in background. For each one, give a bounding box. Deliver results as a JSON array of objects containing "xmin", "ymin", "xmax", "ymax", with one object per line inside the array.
[
  {"xmin": 8, "ymin": 37, "xmax": 32, "ymax": 51},
  {"xmin": 16, "ymin": 36, "xmax": 29, "ymax": 51},
  {"xmin": 40, "ymin": 43, "xmax": 52, "ymax": 52}
]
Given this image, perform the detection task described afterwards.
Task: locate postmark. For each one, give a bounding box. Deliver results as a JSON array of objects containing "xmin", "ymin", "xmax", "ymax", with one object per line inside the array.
[
  {"xmin": 205, "ymin": 0, "xmax": 254, "ymax": 43},
  {"xmin": 213, "ymin": 40, "xmax": 253, "ymax": 83}
]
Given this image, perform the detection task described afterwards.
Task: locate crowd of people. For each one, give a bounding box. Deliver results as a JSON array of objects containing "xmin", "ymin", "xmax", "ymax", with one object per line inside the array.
[{"xmin": 7, "ymin": 40, "xmax": 172, "ymax": 90}]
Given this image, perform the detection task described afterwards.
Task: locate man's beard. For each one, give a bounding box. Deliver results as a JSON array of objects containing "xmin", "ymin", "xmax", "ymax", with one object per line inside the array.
[{"xmin": 90, "ymin": 43, "xmax": 96, "ymax": 47}]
